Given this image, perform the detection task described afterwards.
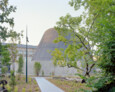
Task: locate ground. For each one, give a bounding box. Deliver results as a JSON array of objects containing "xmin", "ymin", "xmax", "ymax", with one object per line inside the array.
[
  {"xmin": 47, "ymin": 78, "xmax": 90, "ymax": 92},
  {"xmin": 2, "ymin": 75, "xmax": 41, "ymax": 92}
]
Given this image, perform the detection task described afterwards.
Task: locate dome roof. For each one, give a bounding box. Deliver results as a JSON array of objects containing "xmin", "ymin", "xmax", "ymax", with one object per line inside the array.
[{"xmin": 32, "ymin": 28, "xmax": 68, "ymax": 61}]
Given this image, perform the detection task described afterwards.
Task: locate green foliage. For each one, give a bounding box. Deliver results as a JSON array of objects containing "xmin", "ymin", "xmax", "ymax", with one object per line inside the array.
[
  {"xmin": 28, "ymin": 77, "xmax": 32, "ymax": 84},
  {"xmin": 14, "ymin": 86, "xmax": 18, "ymax": 92},
  {"xmin": 22, "ymin": 88, "xmax": 26, "ymax": 92},
  {"xmin": 1, "ymin": 66, "xmax": 8, "ymax": 74},
  {"xmin": 52, "ymin": 0, "xmax": 115, "ymax": 91},
  {"xmin": 68, "ymin": 0, "xmax": 115, "ymax": 91},
  {"xmin": 9, "ymin": 71, "xmax": 16, "ymax": 90},
  {"xmin": 0, "ymin": 0, "xmax": 23, "ymax": 76},
  {"xmin": 1, "ymin": 44, "xmax": 11, "ymax": 66},
  {"xmin": 7, "ymin": 85, "xmax": 12, "ymax": 92},
  {"xmin": 9, "ymin": 43, "xmax": 18, "ymax": 72},
  {"xmin": 0, "ymin": 0, "xmax": 16, "ymax": 40},
  {"xmin": 33, "ymin": 79, "xmax": 37, "ymax": 84},
  {"xmin": 34, "ymin": 62, "xmax": 41, "ymax": 76},
  {"xmin": 35, "ymin": 87, "xmax": 39, "ymax": 91},
  {"xmin": 28, "ymin": 88, "xmax": 32, "ymax": 92},
  {"xmin": 51, "ymin": 11, "xmax": 95, "ymax": 77},
  {"xmin": 42, "ymin": 70, "xmax": 44, "ymax": 77},
  {"xmin": 0, "ymin": 44, "xmax": 10, "ymax": 76},
  {"xmin": 17, "ymin": 54, "xmax": 24, "ymax": 75}
]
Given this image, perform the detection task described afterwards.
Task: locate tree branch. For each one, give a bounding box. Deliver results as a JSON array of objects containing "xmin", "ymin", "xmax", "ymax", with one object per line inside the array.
[
  {"xmin": 68, "ymin": 24, "xmax": 88, "ymax": 50},
  {"xmin": 88, "ymin": 63, "xmax": 95, "ymax": 73}
]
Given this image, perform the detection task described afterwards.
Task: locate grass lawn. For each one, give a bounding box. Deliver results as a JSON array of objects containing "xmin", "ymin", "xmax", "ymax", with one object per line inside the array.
[
  {"xmin": 2, "ymin": 75, "xmax": 41, "ymax": 92},
  {"xmin": 47, "ymin": 78, "xmax": 90, "ymax": 92}
]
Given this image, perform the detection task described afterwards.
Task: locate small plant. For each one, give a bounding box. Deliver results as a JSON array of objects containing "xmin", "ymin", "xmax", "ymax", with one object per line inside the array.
[
  {"xmin": 17, "ymin": 54, "xmax": 24, "ymax": 80},
  {"xmin": 9, "ymin": 71, "xmax": 16, "ymax": 91},
  {"xmin": 7, "ymin": 85, "xmax": 11, "ymax": 92},
  {"xmin": 28, "ymin": 77, "xmax": 32, "ymax": 84},
  {"xmin": 33, "ymin": 79, "xmax": 37, "ymax": 84},
  {"xmin": 14, "ymin": 86, "xmax": 18, "ymax": 92},
  {"xmin": 42, "ymin": 70, "xmax": 44, "ymax": 77},
  {"xmin": 28, "ymin": 88, "xmax": 32, "ymax": 92},
  {"xmin": 35, "ymin": 87, "xmax": 39, "ymax": 91},
  {"xmin": 34, "ymin": 62, "xmax": 41, "ymax": 76},
  {"xmin": 22, "ymin": 88, "xmax": 26, "ymax": 92},
  {"xmin": 1, "ymin": 66, "xmax": 8, "ymax": 75},
  {"xmin": 23, "ymin": 77, "xmax": 26, "ymax": 81}
]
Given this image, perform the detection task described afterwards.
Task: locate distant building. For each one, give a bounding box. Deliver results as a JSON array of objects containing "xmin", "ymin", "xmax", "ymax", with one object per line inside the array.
[
  {"xmin": 32, "ymin": 28, "xmax": 77, "ymax": 76},
  {"xmin": 1, "ymin": 28, "xmax": 78, "ymax": 76},
  {"xmin": 16, "ymin": 44, "xmax": 37, "ymax": 74},
  {"xmin": 0, "ymin": 43, "xmax": 37, "ymax": 75},
  {"xmin": 17, "ymin": 44, "xmax": 37, "ymax": 63}
]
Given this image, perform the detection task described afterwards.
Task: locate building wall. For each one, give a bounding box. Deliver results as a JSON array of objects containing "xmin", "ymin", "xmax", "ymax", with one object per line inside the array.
[
  {"xmin": 10, "ymin": 44, "xmax": 37, "ymax": 75},
  {"xmin": 31, "ymin": 60, "xmax": 78, "ymax": 77}
]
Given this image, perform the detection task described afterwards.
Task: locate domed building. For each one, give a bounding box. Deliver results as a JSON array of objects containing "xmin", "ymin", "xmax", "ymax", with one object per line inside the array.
[{"xmin": 31, "ymin": 28, "xmax": 77, "ymax": 76}]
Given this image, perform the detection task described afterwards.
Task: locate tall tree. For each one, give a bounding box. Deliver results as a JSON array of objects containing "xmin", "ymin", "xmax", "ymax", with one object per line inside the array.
[
  {"xmin": 68, "ymin": 0, "xmax": 115, "ymax": 91},
  {"xmin": 8, "ymin": 30, "xmax": 22, "ymax": 73},
  {"xmin": 1, "ymin": 44, "xmax": 10, "ymax": 76},
  {"xmin": 0, "ymin": 0, "xmax": 16, "ymax": 41},
  {"xmin": 17, "ymin": 54, "xmax": 24, "ymax": 79},
  {"xmin": 0, "ymin": 0, "xmax": 22, "ymax": 74},
  {"xmin": 1, "ymin": 44, "xmax": 10, "ymax": 66},
  {"xmin": 51, "ymin": 14, "xmax": 96, "ymax": 77}
]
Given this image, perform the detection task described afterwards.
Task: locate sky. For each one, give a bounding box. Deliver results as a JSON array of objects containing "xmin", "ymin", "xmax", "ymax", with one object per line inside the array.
[{"xmin": 9, "ymin": 0, "xmax": 83, "ymax": 46}]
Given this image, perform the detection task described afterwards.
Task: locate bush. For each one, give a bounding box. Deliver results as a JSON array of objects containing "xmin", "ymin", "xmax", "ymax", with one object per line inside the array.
[
  {"xmin": 33, "ymin": 80, "xmax": 37, "ymax": 84},
  {"xmin": 22, "ymin": 88, "xmax": 26, "ymax": 92},
  {"xmin": 28, "ymin": 77, "xmax": 32, "ymax": 84},
  {"xmin": 14, "ymin": 86, "xmax": 18, "ymax": 92},
  {"xmin": 7, "ymin": 85, "xmax": 11, "ymax": 92},
  {"xmin": 9, "ymin": 71, "xmax": 16, "ymax": 90},
  {"xmin": 35, "ymin": 87, "xmax": 39, "ymax": 91},
  {"xmin": 34, "ymin": 62, "xmax": 41, "ymax": 76},
  {"xmin": 28, "ymin": 88, "xmax": 32, "ymax": 92},
  {"xmin": 1, "ymin": 66, "xmax": 8, "ymax": 75},
  {"xmin": 42, "ymin": 70, "xmax": 44, "ymax": 77}
]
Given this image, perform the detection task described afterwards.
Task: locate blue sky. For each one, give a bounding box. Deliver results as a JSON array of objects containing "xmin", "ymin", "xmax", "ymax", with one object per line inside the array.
[{"xmin": 9, "ymin": 0, "xmax": 83, "ymax": 45}]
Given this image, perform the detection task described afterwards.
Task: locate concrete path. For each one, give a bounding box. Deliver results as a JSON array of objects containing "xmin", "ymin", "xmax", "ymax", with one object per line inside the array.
[{"xmin": 35, "ymin": 77, "xmax": 64, "ymax": 92}]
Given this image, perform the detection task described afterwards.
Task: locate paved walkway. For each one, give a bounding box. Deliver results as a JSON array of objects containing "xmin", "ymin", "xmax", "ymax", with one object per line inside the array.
[{"xmin": 35, "ymin": 77, "xmax": 64, "ymax": 92}]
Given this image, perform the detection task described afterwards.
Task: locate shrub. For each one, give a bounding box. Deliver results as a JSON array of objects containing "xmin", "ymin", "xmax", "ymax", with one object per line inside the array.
[
  {"xmin": 42, "ymin": 70, "xmax": 44, "ymax": 77},
  {"xmin": 33, "ymin": 79, "xmax": 37, "ymax": 84},
  {"xmin": 17, "ymin": 54, "xmax": 24, "ymax": 80},
  {"xmin": 22, "ymin": 88, "xmax": 26, "ymax": 92},
  {"xmin": 9, "ymin": 71, "xmax": 16, "ymax": 90},
  {"xmin": 35, "ymin": 87, "xmax": 39, "ymax": 91},
  {"xmin": 1, "ymin": 66, "xmax": 8, "ymax": 75},
  {"xmin": 14, "ymin": 86, "xmax": 18, "ymax": 92},
  {"xmin": 7, "ymin": 85, "xmax": 11, "ymax": 92},
  {"xmin": 28, "ymin": 77, "xmax": 32, "ymax": 84},
  {"xmin": 28, "ymin": 88, "xmax": 32, "ymax": 92},
  {"xmin": 34, "ymin": 62, "xmax": 41, "ymax": 76}
]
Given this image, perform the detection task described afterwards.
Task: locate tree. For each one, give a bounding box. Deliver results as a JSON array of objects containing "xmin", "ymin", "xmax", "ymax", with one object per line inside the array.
[
  {"xmin": 0, "ymin": 0, "xmax": 16, "ymax": 41},
  {"xmin": 17, "ymin": 54, "xmax": 24, "ymax": 79},
  {"xmin": 1, "ymin": 44, "xmax": 11, "ymax": 66},
  {"xmin": 1, "ymin": 66, "xmax": 8, "ymax": 75},
  {"xmin": 1, "ymin": 44, "xmax": 11, "ymax": 76},
  {"xmin": 34, "ymin": 62, "xmax": 41, "ymax": 76},
  {"xmin": 68, "ymin": 0, "xmax": 115, "ymax": 91},
  {"xmin": 9, "ymin": 70, "xmax": 16, "ymax": 91},
  {"xmin": 8, "ymin": 30, "xmax": 23, "ymax": 73},
  {"xmin": 51, "ymin": 14, "xmax": 96, "ymax": 77},
  {"xmin": 0, "ymin": 0, "xmax": 23, "ymax": 74},
  {"xmin": 0, "ymin": 0, "xmax": 16, "ymax": 76}
]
